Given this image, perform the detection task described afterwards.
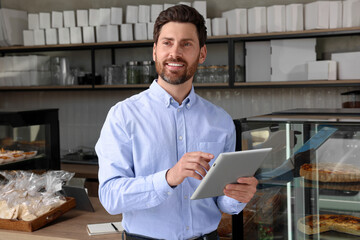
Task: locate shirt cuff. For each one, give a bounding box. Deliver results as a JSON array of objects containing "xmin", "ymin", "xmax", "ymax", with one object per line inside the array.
[
  {"xmin": 217, "ymin": 195, "xmax": 247, "ymax": 214},
  {"xmin": 152, "ymin": 169, "xmax": 174, "ymax": 201}
]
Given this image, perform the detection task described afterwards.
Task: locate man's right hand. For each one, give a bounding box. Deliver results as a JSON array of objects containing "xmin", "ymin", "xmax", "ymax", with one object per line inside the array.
[{"xmin": 166, "ymin": 151, "xmax": 214, "ymax": 187}]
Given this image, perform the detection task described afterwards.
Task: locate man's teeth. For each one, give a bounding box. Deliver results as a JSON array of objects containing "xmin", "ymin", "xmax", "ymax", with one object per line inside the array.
[{"xmin": 168, "ymin": 63, "xmax": 183, "ymax": 67}]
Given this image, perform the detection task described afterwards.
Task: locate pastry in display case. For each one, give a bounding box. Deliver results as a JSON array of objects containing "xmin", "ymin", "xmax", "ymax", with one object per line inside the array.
[
  {"xmin": 232, "ymin": 108, "xmax": 360, "ymax": 240},
  {"xmin": 0, "ymin": 109, "xmax": 60, "ymax": 170}
]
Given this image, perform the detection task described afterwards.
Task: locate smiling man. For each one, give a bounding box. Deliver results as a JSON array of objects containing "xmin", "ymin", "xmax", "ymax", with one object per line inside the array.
[{"xmin": 96, "ymin": 5, "xmax": 258, "ymax": 240}]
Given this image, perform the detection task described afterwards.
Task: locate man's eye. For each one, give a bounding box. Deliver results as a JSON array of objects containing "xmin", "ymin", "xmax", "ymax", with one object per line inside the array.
[
  {"xmin": 163, "ymin": 41, "xmax": 170, "ymax": 46},
  {"xmin": 184, "ymin": 42, "xmax": 191, "ymax": 47}
]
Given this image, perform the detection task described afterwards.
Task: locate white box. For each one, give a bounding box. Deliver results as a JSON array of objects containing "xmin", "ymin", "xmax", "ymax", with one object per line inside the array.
[
  {"xmin": 96, "ymin": 26, "xmax": 107, "ymax": 42},
  {"xmin": 19, "ymin": 71, "xmax": 30, "ymax": 86},
  {"xmin": 267, "ymin": 5, "xmax": 286, "ymax": 33},
  {"xmin": 135, "ymin": 23, "xmax": 147, "ymax": 40},
  {"xmin": 111, "ymin": 7, "xmax": 123, "ymax": 25},
  {"xmin": 52, "ymin": 11, "xmax": 63, "ymax": 28},
  {"xmin": 23, "ymin": 30, "xmax": 35, "ymax": 46},
  {"xmin": 32, "ymin": 55, "xmax": 50, "ymax": 71},
  {"xmin": 89, "ymin": 9, "xmax": 100, "ymax": 26},
  {"xmin": 126, "ymin": 6, "xmax": 139, "ymax": 24},
  {"xmin": 286, "ymin": 4, "xmax": 304, "ymax": 31},
  {"xmin": 147, "ymin": 22, "xmax": 154, "ymax": 40},
  {"xmin": 4, "ymin": 57, "xmax": 14, "ymax": 71},
  {"xmin": 70, "ymin": 27, "xmax": 82, "ymax": 44},
  {"xmin": 28, "ymin": 13, "xmax": 40, "ymax": 30},
  {"xmin": 139, "ymin": 5, "xmax": 150, "ymax": 23},
  {"xmin": 164, "ymin": 4, "xmax": 175, "ymax": 10},
  {"xmin": 12, "ymin": 56, "xmax": 31, "ymax": 71},
  {"xmin": 63, "ymin": 11, "xmax": 76, "ymax": 28},
  {"xmin": 151, "ymin": 4, "xmax": 163, "ymax": 22},
  {"xmin": 121, "ymin": 24, "xmax": 133, "ymax": 41},
  {"xmin": 206, "ymin": 18, "xmax": 212, "ymax": 36},
  {"xmin": 39, "ymin": 12, "xmax": 51, "ymax": 29},
  {"xmin": 343, "ymin": 0, "xmax": 360, "ymax": 28},
  {"xmin": 96, "ymin": 25, "xmax": 119, "ymax": 42},
  {"xmin": 246, "ymin": 41, "xmax": 271, "ymax": 82},
  {"xmin": 99, "ymin": 8, "xmax": 111, "ymax": 26},
  {"xmin": 305, "ymin": 1, "xmax": 330, "ymax": 30},
  {"xmin": 222, "ymin": 9, "xmax": 247, "ymax": 35},
  {"xmin": 108, "ymin": 25, "xmax": 119, "ymax": 42},
  {"xmin": 271, "ymin": 38, "xmax": 316, "ymax": 81},
  {"xmin": 58, "ymin": 28, "xmax": 70, "ymax": 44},
  {"xmin": 178, "ymin": 2, "xmax": 191, "ymax": 6},
  {"xmin": 1, "ymin": 8, "xmax": 28, "ymax": 46},
  {"xmin": 192, "ymin": 1, "xmax": 207, "ymax": 19},
  {"xmin": 307, "ymin": 61, "xmax": 337, "ymax": 80},
  {"xmin": 34, "ymin": 29, "xmax": 45, "ymax": 45},
  {"xmin": 248, "ymin": 7, "xmax": 267, "ymax": 34},
  {"xmin": 211, "ymin": 18, "xmax": 227, "ymax": 36},
  {"xmin": 45, "ymin": 28, "xmax": 58, "ymax": 45},
  {"xmin": 331, "ymin": 51, "xmax": 360, "ymax": 79},
  {"xmin": 329, "ymin": 1, "xmax": 342, "ymax": 28},
  {"xmin": 83, "ymin": 26, "xmax": 95, "ymax": 43},
  {"xmin": 76, "ymin": 10, "xmax": 89, "ymax": 27}
]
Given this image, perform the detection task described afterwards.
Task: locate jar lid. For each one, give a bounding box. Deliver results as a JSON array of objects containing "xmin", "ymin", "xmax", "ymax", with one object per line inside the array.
[
  {"xmin": 127, "ymin": 61, "xmax": 139, "ymax": 66},
  {"xmin": 142, "ymin": 61, "xmax": 153, "ymax": 65}
]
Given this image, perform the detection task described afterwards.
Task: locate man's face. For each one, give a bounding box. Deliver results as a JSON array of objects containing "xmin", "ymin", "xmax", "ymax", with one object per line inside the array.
[{"xmin": 153, "ymin": 22, "xmax": 207, "ymax": 85}]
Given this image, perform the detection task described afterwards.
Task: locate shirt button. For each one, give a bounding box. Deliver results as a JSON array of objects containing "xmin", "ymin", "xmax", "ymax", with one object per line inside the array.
[
  {"xmin": 186, "ymin": 226, "xmax": 189, "ymax": 230},
  {"xmin": 177, "ymin": 109, "xmax": 181, "ymax": 112},
  {"xmin": 187, "ymin": 103, "xmax": 190, "ymax": 108},
  {"xmin": 184, "ymin": 195, "xmax": 188, "ymax": 199},
  {"xmin": 179, "ymin": 136, "xmax": 183, "ymax": 140}
]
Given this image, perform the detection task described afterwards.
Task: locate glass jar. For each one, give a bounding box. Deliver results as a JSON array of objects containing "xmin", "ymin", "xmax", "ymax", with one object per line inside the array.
[
  {"xmin": 126, "ymin": 61, "xmax": 140, "ymax": 84},
  {"xmin": 208, "ymin": 65, "xmax": 218, "ymax": 83},
  {"xmin": 235, "ymin": 65, "xmax": 244, "ymax": 82},
  {"xmin": 195, "ymin": 66, "xmax": 206, "ymax": 83},
  {"xmin": 141, "ymin": 61, "xmax": 152, "ymax": 84}
]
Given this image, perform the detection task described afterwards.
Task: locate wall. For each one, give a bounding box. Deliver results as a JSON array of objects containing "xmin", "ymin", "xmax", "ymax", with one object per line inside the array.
[
  {"xmin": 1, "ymin": 0, "xmax": 359, "ymax": 153},
  {"xmin": 0, "ymin": 86, "xmax": 354, "ymax": 153}
]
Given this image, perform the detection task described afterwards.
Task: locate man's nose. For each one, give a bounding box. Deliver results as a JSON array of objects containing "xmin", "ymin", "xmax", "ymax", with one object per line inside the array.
[{"xmin": 169, "ymin": 43, "xmax": 183, "ymax": 59}]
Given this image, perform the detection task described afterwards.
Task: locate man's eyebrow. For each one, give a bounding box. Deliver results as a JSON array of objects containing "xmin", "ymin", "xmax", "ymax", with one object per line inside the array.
[{"xmin": 159, "ymin": 37, "xmax": 196, "ymax": 42}]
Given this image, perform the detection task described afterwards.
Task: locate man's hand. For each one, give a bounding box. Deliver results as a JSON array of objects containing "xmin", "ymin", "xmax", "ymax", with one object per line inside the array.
[
  {"xmin": 223, "ymin": 177, "xmax": 258, "ymax": 203},
  {"xmin": 166, "ymin": 151, "xmax": 214, "ymax": 187}
]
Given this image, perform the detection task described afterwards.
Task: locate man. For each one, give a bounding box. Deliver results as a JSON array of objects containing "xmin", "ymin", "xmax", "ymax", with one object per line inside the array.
[{"xmin": 96, "ymin": 5, "xmax": 258, "ymax": 240}]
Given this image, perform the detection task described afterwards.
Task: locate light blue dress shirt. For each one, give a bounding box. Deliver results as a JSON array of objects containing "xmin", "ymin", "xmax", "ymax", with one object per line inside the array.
[{"xmin": 96, "ymin": 80, "xmax": 246, "ymax": 240}]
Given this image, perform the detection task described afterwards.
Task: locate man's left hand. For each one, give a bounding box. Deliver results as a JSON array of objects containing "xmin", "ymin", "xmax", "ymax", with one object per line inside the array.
[{"xmin": 223, "ymin": 177, "xmax": 258, "ymax": 203}]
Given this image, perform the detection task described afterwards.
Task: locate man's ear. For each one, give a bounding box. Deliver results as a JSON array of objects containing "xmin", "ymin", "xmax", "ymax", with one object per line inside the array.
[
  {"xmin": 199, "ymin": 45, "xmax": 207, "ymax": 64},
  {"xmin": 153, "ymin": 43, "xmax": 157, "ymax": 61}
]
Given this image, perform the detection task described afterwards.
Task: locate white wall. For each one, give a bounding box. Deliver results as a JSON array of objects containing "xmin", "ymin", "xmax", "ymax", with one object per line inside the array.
[{"xmin": 0, "ymin": 86, "xmax": 353, "ymax": 153}]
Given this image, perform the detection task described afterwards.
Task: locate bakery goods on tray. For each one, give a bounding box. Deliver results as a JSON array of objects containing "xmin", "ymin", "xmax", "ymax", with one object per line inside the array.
[
  {"xmin": 300, "ymin": 162, "xmax": 360, "ymax": 183},
  {"xmin": 297, "ymin": 214, "xmax": 360, "ymax": 236}
]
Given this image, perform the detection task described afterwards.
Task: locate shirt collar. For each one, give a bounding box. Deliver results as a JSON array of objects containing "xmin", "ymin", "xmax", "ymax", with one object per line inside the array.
[{"xmin": 149, "ymin": 80, "xmax": 196, "ymax": 109}]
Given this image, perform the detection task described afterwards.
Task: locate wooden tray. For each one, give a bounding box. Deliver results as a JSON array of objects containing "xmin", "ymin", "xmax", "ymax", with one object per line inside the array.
[{"xmin": 0, "ymin": 197, "xmax": 76, "ymax": 232}]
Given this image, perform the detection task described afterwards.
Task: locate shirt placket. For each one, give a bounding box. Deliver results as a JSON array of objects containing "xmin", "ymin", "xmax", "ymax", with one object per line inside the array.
[{"xmin": 175, "ymin": 105, "xmax": 193, "ymax": 238}]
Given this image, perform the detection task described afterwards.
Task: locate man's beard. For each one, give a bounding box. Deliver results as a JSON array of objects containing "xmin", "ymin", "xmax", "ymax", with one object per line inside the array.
[{"xmin": 155, "ymin": 55, "xmax": 199, "ymax": 85}]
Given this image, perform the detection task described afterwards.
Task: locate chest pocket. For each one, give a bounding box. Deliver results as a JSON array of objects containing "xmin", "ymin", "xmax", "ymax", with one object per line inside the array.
[{"xmin": 189, "ymin": 142, "xmax": 225, "ymax": 164}]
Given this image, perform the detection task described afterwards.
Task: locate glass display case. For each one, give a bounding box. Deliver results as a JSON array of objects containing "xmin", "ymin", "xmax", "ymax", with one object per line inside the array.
[
  {"xmin": 232, "ymin": 108, "xmax": 360, "ymax": 240},
  {"xmin": 0, "ymin": 109, "xmax": 60, "ymax": 170}
]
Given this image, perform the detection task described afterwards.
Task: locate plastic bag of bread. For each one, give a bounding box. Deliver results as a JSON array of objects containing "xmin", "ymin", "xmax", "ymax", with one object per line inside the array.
[{"xmin": 0, "ymin": 170, "xmax": 74, "ymax": 221}]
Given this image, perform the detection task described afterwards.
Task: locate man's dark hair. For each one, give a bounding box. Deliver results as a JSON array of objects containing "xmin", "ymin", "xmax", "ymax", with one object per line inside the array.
[{"xmin": 153, "ymin": 4, "xmax": 207, "ymax": 47}]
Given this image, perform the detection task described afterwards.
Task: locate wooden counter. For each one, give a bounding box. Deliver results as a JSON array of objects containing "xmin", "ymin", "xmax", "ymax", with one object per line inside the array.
[{"xmin": 0, "ymin": 197, "xmax": 122, "ymax": 240}]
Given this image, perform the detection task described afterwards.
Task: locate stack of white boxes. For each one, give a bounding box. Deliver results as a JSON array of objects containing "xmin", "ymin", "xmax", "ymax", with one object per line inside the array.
[{"xmin": 0, "ymin": 55, "xmax": 51, "ymax": 86}]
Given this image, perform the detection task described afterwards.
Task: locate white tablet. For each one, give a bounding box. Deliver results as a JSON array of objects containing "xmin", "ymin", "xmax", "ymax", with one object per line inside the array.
[{"xmin": 190, "ymin": 148, "xmax": 272, "ymax": 200}]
